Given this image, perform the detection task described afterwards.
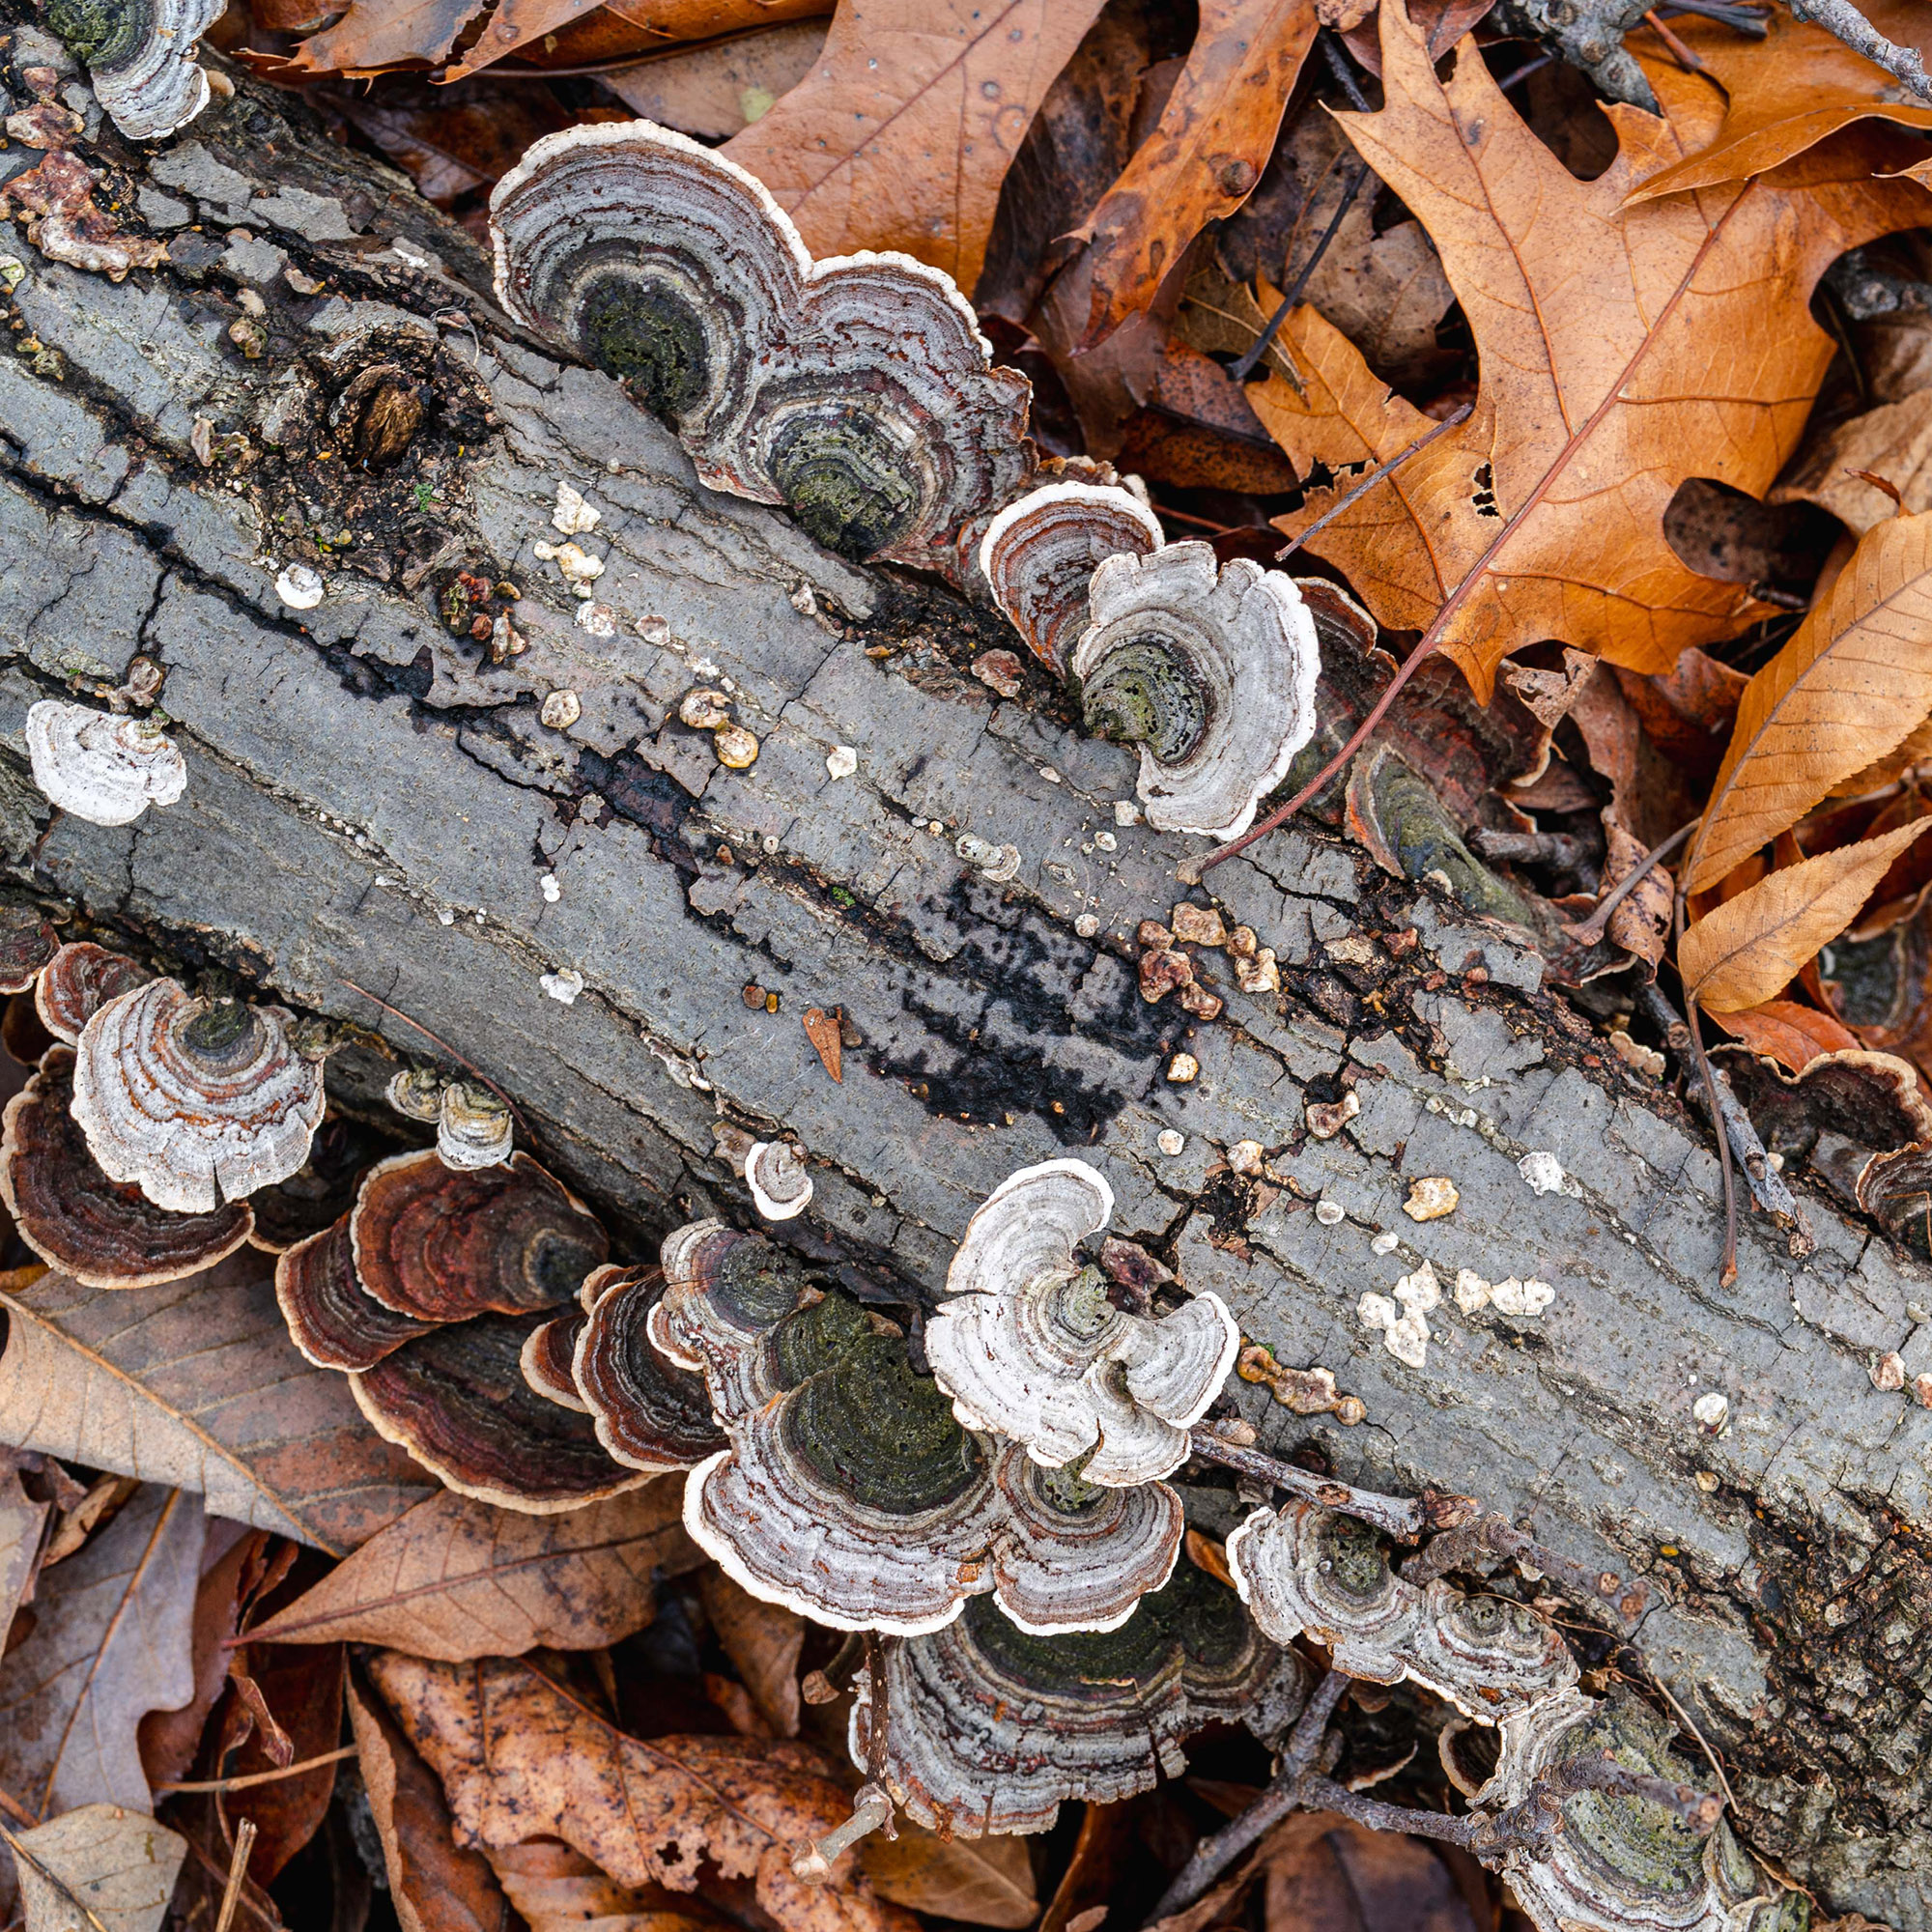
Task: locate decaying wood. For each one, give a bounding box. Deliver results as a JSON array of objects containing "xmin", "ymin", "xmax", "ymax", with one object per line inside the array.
[{"xmin": 1, "ymin": 53, "xmax": 1930, "ymax": 1925}]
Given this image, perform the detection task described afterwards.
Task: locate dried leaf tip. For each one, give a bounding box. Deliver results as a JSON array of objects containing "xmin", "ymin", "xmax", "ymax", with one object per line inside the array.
[
  {"xmin": 490, "ymin": 120, "xmax": 1032, "ymax": 574},
  {"xmin": 26, "ymin": 700, "xmax": 186, "ymax": 828},
  {"xmin": 926, "ymin": 1158, "xmax": 1239, "ymax": 1487},
  {"xmin": 1070, "ymin": 544, "xmax": 1321, "ymax": 841}
]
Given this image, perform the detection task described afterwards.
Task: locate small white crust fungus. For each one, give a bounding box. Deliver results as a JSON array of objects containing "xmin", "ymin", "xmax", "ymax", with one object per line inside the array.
[
  {"xmin": 25, "ymin": 700, "xmax": 186, "ymax": 828},
  {"xmin": 745, "ymin": 1139, "xmax": 812, "ymax": 1220}
]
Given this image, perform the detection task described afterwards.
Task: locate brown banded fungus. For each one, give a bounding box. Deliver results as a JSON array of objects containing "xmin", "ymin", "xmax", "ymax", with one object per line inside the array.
[
  {"xmin": 658, "ymin": 1223, "xmax": 1183, "ymax": 1633},
  {"xmin": 1476, "ymin": 1690, "xmax": 1795, "ymax": 1932},
  {"xmin": 979, "ymin": 481, "xmax": 1164, "ymax": 673},
  {"xmin": 490, "ymin": 121, "xmax": 1033, "ymax": 573},
  {"xmin": 745, "ymin": 1139, "xmax": 812, "ymax": 1221},
  {"xmin": 854, "ymin": 1564, "xmax": 1308, "ymax": 1835},
  {"xmin": 353, "ymin": 1311, "xmax": 652, "ymax": 1512},
  {"xmin": 71, "ymin": 979, "xmax": 327, "ymax": 1213},
  {"xmin": 572, "ymin": 1263, "xmax": 725, "ymax": 1468},
  {"xmin": 45, "ymin": 0, "xmax": 222, "ymax": 138},
  {"xmin": 1069, "ymin": 545, "xmax": 1321, "ymax": 840},
  {"xmin": 35, "ymin": 942, "xmax": 152, "ymax": 1044},
  {"xmin": 351, "ymin": 1149, "xmax": 609, "ymax": 1322},
  {"xmin": 1, "ymin": 1045, "xmax": 254, "ymax": 1288},
  {"xmin": 0, "ymin": 906, "xmax": 59, "ymax": 997},
  {"xmin": 925, "ymin": 1159, "xmax": 1239, "ymax": 1488},
  {"xmin": 1227, "ymin": 1500, "xmax": 1577, "ymax": 1722},
  {"xmin": 521, "ymin": 1305, "xmax": 589, "ymax": 1410},
  {"xmin": 275, "ymin": 1213, "xmax": 438, "ymax": 1371},
  {"xmin": 25, "ymin": 701, "xmax": 187, "ymax": 828}
]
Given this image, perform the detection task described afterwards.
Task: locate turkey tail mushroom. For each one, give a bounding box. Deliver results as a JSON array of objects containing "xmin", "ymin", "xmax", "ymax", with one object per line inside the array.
[
  {"xmin": 35, "ymin": 942, "xmax": 152, "ymax": 1045},
  {"xmin": 0, "ymin": 906, "xmax": 60, "ymax": 997},
  {"xmin": 25, "ymin": 701, "xmax": 186, "ymax": 828},
  {"xmin": 572, "ymin": 1263, "xmax": 724, "ymax": 1470},
  {"xmin": 46, "ymin": 0, "xmax": 223, "ymax": 138}
]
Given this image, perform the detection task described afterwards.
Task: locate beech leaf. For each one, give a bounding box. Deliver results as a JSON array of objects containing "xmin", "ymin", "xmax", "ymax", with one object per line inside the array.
[
  {"xmin": 1680, "ymin": 820, "xmax": 1932, "ymax": 1013},
  {"xmin": 0, "ymin": 1485, "xmax": 201, "ymax": 1818},
  {"xmin": 245, "ymin": 1483, "xmax": 696, "ymax": 1660},
  {"xmin": 1073, "ymin": 0, "xmax": 1321, "ymax": 342},
  {"xmin": 720, "ymin": 0, "xmax": 1111, "ymax": 294},
  {"xmin": 1687, "ymin": 509, "xmax": 1932, "ymax": 894},
  {"xmin": 1704, "ymin": 1000, "xmax": 1861, "ymax": 1077},
  {"xmin": 365, "ymin": 1651, "xmax": 920, "ymax": 1932},
  {"xmin": 0, "ymin": 1264, "xmax": 434, "ymax": 1556},
  {"xmin": 8, "ymin": 1805, "xmax": 188, "ymax": 1932},
  {"xmin": 1246, "ymin": 5, "xmax": 1932, "ymax": 696}
]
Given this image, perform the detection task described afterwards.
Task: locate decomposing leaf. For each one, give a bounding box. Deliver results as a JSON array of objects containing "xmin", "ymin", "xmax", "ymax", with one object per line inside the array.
[
  {"xmin": 8, "ymin": 1804, "xmax": 187, "ymax": 1932},
  {"xmin": 0, "ymin": 1262, "xmax": 434, "ymax": 1556},
  {"xmin": 801, "ymin": 1008, "xmax": 842, "ymax": 1084},
  {"xmin": 1247, "ymin": 9, "xmax": 1932, "ymax": 696},
  {"xmin": 245, "ymin": 1483, "xmax": 694, "ymax": 1660},
  {"xmin": 0, "ymin": 1484, "xmax": 201, "ymax": 1817},
  {"xmin": 697, "ymin": 1569, "xmax": 804, "ymax": 1739},
  {"xmin": 602, "ymin": 21, "xmax": 829, "ymax": 139},
  {"xmin": 366, "ymin": 1651, "xmax": 919, "ymax": 1932},
  {"xmin": 1681, "ymin": 820, "xmax": 1932, "ymax": 1013},
  {"xmin": 1629, "ymin": 5, "xmax": 1932, "ymax": 205},
  {"xmin": 220, "ymin": 1639, "xmax": 346, "ymax": 1882},
  {"xmin": 1687, "ymin": 511, "xmax": 1932, "ymax": 895},
  {"xmin": 858, "ymin": 1823, "xmax": 1037, "ymax": 1930},
  {"xmin": 1774, "ymin": 388, "xmax": 1932, "ymax": 537},
  {"xmin": 346, "ymin": 1674, "xmax": 513, "ymax": 1932},
  {"xmin": 720, "ymin": 0, "xmax": 1110, "ymax": 294},
  {"xmin": 487, "ymin": 1840, "xmax": 717, "ymax": 1932},
  {"xmin": 1073, "ymin": 0, "xmax": 1320, "ymax": 341},
  {"xmin": 1706, "ymin": 999, "xmax": 1861, "ymax": 1076},
  {"xmin": 0, "ymin": 1451, "xmax": 51, "ymax": 1637}
]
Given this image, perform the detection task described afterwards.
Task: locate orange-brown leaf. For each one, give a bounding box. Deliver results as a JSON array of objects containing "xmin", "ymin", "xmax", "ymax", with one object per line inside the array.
[
  {"xmin": 367, "ymin": 1651, "xmax": 919, "ymax": 1932},
  {"xmin": 1247, "ymin": 4, "xmax": 1932, "ymax": 697},
  {"xmin": 1680, "ymin": 820, "xmax": 1932, "ymax": 1013},
  {"xmin": 1704, "ymin": 999, "xmax": 1861, "ymax": 1076},
  {"xmin": 720, "ymin": 0, "xmax": 1110, "ymax": 294},
  {"xmin": 1686, "ymin": 510, "xmax": 1932, "ymax": 895},
  {"xmin": 1627, "ymin": 5, "xmax": 1932, "ymax": 205},
  {"xmin": 1075, "ymin": 0, "xmax": 1320, "ymax": 340}
]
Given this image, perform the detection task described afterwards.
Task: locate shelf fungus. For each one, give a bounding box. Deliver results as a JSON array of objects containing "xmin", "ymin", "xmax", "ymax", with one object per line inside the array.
[
  {"xmin": 925, "ymin": 1159, "xmax": 1239, "ymax": 1487},
  {"xmin": 350, "ymin": 1150, "xmax": 609, "ymax": 1322},
  {"xmin": 353, "ymin": 1312, "xmax": 653, "ymax": 1512},
  {"xmin": 1068, "ymin": 545, "xmax": 1321, "ymax": 841},
  {"xmin": 35, "ymin": 942, "xmax": 152, "ymax": 1044},
  {"xmin": 658, "ymin": 1221, "xmax": 1183, "ymax": 1634},
  {"xmin": 25, "ymin": 701, "xmax": 187, "ymax": 828},
  {"xmin": 47, "ymin": 0, "xmax": 223, "ymax": 138},
  {"xmin": 0, "ymin": 907, "xmax": 58, "ymax": 997},
  {"xmin": 490, "ymin": 121, "xmax": 1033, "ymax": 572},
  {"xmin": 853, "ymin": 1564, "xmax": 1309, "ymax": 1835},
  {"xmin": 979, "ymin": 481, "xmax": 1163, "ymax": 673},
  {"xmin": 745, "ymin": 1139, "xmax": 812, "ymax": 1221},
  {"xmin": 572, "ymin": 1263, "xmax": 725, "ymax": 1470},
  {"xmin": 436, "ymin": 1080, "xmax": 514, "ymax": 1171},
  {"xmin": 521, "ymin": 1294, "xmax": 591, "ymax": 1411},
  {"xmin": 276, "ymin": 1212, "xmax": 439, "ymax": 1372},
  {"xmin": 71, "ymin": 980, "xmax": 327, "ymax": 1213},
  {"xmin": 1475, "ymin": 1690, "xmax": 1793, "ymax": 1932},
  {"xmin": 1227, "ymin": 1501, "xmax": 1577, "ymax": 1723},
  {"xmin": 1, "ymin": 1045, "xmax": 254, "ymax": 1288}
]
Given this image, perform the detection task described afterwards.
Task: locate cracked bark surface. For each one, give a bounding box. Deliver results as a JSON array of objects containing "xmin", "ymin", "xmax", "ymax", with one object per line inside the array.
[{"xmin": 2, "ymin": 57, "xmax": 1931, "ymax": 1927}]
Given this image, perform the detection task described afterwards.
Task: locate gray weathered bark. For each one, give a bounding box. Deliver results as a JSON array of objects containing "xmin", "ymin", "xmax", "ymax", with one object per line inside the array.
[{"xmin": 2, "ymin": 59, "xmax": 1929, "ymax": 1926}]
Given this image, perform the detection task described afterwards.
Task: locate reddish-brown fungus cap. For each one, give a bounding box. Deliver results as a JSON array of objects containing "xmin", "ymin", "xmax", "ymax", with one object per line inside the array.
[
  {"xmin": 0, "ymin": 1045, "xmax": 253, "ymax": 1288},
  {"xmin": 35, "ymin": 943, "xmax": 153, "ymax": 1046},
  {"xmin": 0, "ymin": 905, "xmax": 59, "ymax": 997},
  {"xmin": 351, "ymin": 1149, "xmax": 609, "ymax": 1322},
  {"xmin": 521, "ymin": 1306, "xmax": 589, "ymax": 1410},
  {"xmin": 352, "ymin": 1311, "xmax": 652, "ymax": 1513},
  {"xmin": 574, "ymin": 1264, "xmax": 724, "ymax": 1470},
  {"xmin": 275, "ymin": 1211, "xmax": 438, "ymax": 1371}
]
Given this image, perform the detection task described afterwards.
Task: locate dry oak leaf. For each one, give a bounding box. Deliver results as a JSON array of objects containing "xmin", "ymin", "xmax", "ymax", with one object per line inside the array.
[
  {"xmin": 720, "ymin": 0, "xmax": 1109, "ymax": 294},
  {"xmin": 1680, "ymin": 819, "xmax": 1932, "ymax": 1013},
  {"xmin": 0, "ymin": 1484, "xmax": 201, "ymax": 1819},
  {"xmin": 366, "ymin": 1651, "xmax": 920, "ymax": 1932},
  {"xmin": 0, "ymin": 1262, "xmax": 434, "ymax": 1555},
  {"xmin": 1705, "ymin": 998, "xmax": 1861, "ymax": 1077},
  {"xmin": 347, "ymin": 1674, "xmax": 514, "ymax": 1932},
  {"xmin": 1246, "ymin": 5, "xmax": 1932, "ymax": 698},
  {"xmin": 1628, "ymin": 5, "xmax": 1932, "ymax": 205},
  {"xmin": 1687, "ymin": 510, "xmax": 1932, "ymax": 895},
  {"xmin": 487, "ymin": 1840, "xmax": 718, "ymax": 1932},
  {"xmin": 281, "ymin": 0, "xmax": 821, "ymax": 83},
  {"xmin": 1073, "ymin": 0, "xmax": 1321, "ymax": 342},
  {"xmin": 8, "ymin": 1804, "xmax": 188, "ymax": 1932},
  {"xmin": 245, "ymin": 1482, "xmax": 696, "ymax": 1660},
  {"xmin": 858, "ymin": 1826, "xmax": 1037, "ymax": 1931}
]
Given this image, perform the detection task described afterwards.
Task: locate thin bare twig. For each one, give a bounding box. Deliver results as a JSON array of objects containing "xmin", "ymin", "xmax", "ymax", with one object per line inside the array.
[
  {"xmin": 213, "ymin": 1820, "xmax": 258, "ymax": 1932},
  {"xmin": 1277, "ymin": 405, "xmax": 1473, "ymax": 563},
  {"xmin": 1565, "ymin": 817, "xmax": 1698, "ymax": 945},
  {"xmin": 1642, "ymin": 8, "xmax": 1709, "ymax": 70},
  {"xmin": 0, "ymin": 1825, "xmax": 114, "ymax": 1932},
  {"xmin": 155, "ymin": 1746, "xmax": 357, "ymax": 1795},
  {"xmin": 1187, "ymin": 1426, "xmax": 1477, "ymax": 1541},
  {"xmin": 1639, "ymin": 1668, "xmax": 1741, "ymax": 1816},
  {"xmin": 1786, "ymin": 0, "xmax": 1932, "ymax": 97},
  {"xmin": 1675, "ymin": 890, "xmax": 1739, "ymax": 1289},
  {"xmin": 1228, "ymin": 159, "xmax": 1372, "ymax": 386}
]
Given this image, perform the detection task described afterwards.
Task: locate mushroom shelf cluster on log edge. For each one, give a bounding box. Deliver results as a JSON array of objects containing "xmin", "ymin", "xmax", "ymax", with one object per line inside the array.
[{"xmin": 0, "ymin": 55, "xmax": 1929, "ymax": 1925}]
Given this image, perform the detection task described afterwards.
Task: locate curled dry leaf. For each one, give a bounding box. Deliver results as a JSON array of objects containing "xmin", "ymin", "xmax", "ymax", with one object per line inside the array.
[
  {"xmin": 365, "ymin": 1651, "xmax": 921, "ymax": 1932},
  {"xmin": 1687, "ymin": 509, "xmax": 1932, "ymax": 895},
  {"xmin": 1247, "ymin": 8, "xmax": 1932, "ymax": 696},
  {"xmin": 0, "ymin": 1484, "xmax": 201, "ymax": 1818},
  {"xmin": 0, "ymin": 1262, "xmax": 435, "ymax": 1554},
  {"xmin": 1074, "ymin": 0, "xmax": 1321, "ymax": 342},
  {"xmin": 1704, "ymin": 999, "xmax": 1861, "ymax": 1076},
  {"xmin": 721, "ymin": 0, "xmax": 1110, "ymax": 294},
  {"xmin": 8, "ymin": 1804, "xmax": 188, "ymax": 1932},
  {"xmin": 245, "ymin": 1483, "xmax": 696, "ymax": 1660},
  {"xmin": 1681, "ymin": 820, "xmax": 1932, "ymax": 1014},
  {"xmin": 698, "ymin": 1568, "xmax": 805, "ymax": 1738}
]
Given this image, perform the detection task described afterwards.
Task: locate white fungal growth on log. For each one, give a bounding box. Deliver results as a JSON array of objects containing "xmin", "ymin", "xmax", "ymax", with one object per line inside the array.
[{"xmin": 25, "ymin": 700, "xmax": 186, "ymax": 827}]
